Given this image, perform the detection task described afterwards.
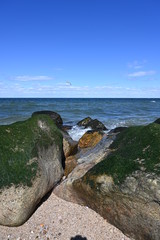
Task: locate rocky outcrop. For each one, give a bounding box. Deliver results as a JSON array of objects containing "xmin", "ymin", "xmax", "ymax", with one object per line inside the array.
[
  {"xmin": 53, "ymin": 134, "xmax": 114, "ymax": 204},
  {"xmin": 0, "ymin": 114, "xmax": 64, "ymax": 226},
  {"xmin": 77, "ymin": 117, "xmax": 92, "ymax": 127},
  {"xmin": 78, "ymin": 130, "xmax": 104, "ymax": 148},
  {"xmin": 73, "ymin": 123, "xmax": 160, "ymax": 240},
  {"xmin": 32, "ymin": 110, "xmax": 63, "ymax": 126},
  {"xmin": 85, "ymin": 119, "xmax": 107, "ymax": 131},
  {"xmin": 77, "ymin": 117, "xmax": 107, "ymax": 131}
]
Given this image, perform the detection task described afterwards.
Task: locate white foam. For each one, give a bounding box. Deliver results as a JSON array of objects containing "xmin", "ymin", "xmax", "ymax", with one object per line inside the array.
[{"xmin": 68, "ymin": 125, "xmax": 92, "ymax": 141}]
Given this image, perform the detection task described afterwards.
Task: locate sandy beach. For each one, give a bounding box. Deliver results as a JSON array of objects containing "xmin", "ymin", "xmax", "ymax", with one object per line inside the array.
[{"xmin": 0, "ymin": 191, "xmax": 131, "ymax": 240}]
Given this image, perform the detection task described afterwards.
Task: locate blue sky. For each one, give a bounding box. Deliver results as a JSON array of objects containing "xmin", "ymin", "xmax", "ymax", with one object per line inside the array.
[{"xmin": 0, "ymin": 0, "xmax": 160, "ymax": 98}]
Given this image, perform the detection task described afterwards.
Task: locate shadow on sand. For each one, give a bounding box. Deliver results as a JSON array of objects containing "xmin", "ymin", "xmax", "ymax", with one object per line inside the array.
[{"xmin": 70, "ymin": 235, "xmax": 88, "ymax": 240}]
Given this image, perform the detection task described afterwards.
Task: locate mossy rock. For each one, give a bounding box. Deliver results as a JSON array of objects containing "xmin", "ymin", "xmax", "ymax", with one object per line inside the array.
[
  {"xmin": 0, "ymin": 114, "xmax": 64, "ymax": 226},
  {"xmin": 0, "ymin": 114, "xmax": 63, "ymax": 190},
  {"xmin": 85, "ymin": 123, "xmax": 160, "ymax": 185}
]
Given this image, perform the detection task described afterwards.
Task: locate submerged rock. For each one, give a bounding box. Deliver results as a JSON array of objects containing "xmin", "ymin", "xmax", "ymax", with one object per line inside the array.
[
  {"xmin": 73, "ymin": 123, "xmax": 160, "ymax": 240},
  {"xmin": 0, "ymin": 115, "xmax": 64, "ymax": 226}
]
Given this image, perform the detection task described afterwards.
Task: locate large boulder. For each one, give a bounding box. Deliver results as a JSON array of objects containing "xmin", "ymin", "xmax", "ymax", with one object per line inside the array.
[
  {"xmin": 32, "ymin": 110, "xmax": 63, "ymax": 126},
  {"xmin": 73, "ymin": 123, "xmax": 160, "ymax": 240},
  {"xmin": 78, "ymin": 130, "xmax": 104, "ymax": 148},
  {"xmin": 0, "ymin": 114, "xmax": 64, "ymax": 226}
]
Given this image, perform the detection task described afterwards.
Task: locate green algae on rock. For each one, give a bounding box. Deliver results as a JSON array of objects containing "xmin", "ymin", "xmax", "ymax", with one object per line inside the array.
[
  {"xmin": 72, "ymin": 123, "xmax": 160, "ymax": 240},
  {"xmin": 0, "ymin": 114, "xmax": 62, "ymax": 189},
  {"xmin": 86, "ymin": 123, "xmax": 160, "ymax": 185},
  {"xmin": 0, "ymin": 114, "xmax": 64, "ymax": 226}
]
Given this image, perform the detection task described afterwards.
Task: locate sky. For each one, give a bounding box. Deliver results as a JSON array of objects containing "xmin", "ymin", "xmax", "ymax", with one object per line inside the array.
[{"xmin": 0, "ymin": 0, "xmax": 160, "ymax": 98}]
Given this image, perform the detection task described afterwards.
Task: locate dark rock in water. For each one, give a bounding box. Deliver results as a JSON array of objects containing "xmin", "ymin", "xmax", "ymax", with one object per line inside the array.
[
  {"xmin": 61, "ymin": 125, "xmax": 72, "ymax": 131},
  {"xmin": 73, "ymin": 123, "xmax": 160, "ymax": 240},
  {"xmin": 77, "ymin": 117, "xmax": 107, "ymax": 131},
  {"xmin": 154, "ymin": 118, "xmax": 160, "ymax": 124},
  {"xmin": 77, "ymin": 117, "xmax": 92, "ymax": 127},
  {"xmin": 32, "ymin": 110, "xmax": 63, "ymax": 126},
  {"xmin": 78, "ymin": 130, "xmax": 104, "ymax": 148},
  {"xmin": 85, "ymin": 119, "xmax": 107, "ymax": 131},
  {"xmin": 0, "ymin": 115, "xmax": 64, "ymax": 226},
  {"xmin": 109, "ymin": 127, "xmax": 127, "ymax": 134}
]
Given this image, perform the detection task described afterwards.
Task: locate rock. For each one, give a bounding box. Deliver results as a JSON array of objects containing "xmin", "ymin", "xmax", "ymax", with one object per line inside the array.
[
  {"xmin": 85, "ymin": 119, "xmax": 107, "ymax": 131},
  {"xmin": 62, "ymin": 132, "xmax": 78, "ymax": 158},
  {"xmin": 32, "ymin": 110, "xmax": 63, "ymax": 126},
  {"xmin": 0, "ymin": 114, "xmax": 64, "ymax": 226},
  {"xmin": 64, "ymin": 155, "xmax": 78, "ymax": 177},
  {"xmin": 78, "ymin": 130, "xmax": 104, "ymax": 148},
  {"xmin": 61, "ymin": 125, "xmax": 72, "ymax": 131},
  {"xmin": 77, "ymin": 117, "xmax": 107, "ymax": 131},
  {"xmin": 77, "ymin": 117, "xmax": 92, "ymax": 127},
  {"xmin": 53, "ymin": 134, "xmax": 114, "ymax": 204},
  {"xmin": 109, "ymin": 127, "xmax": 127, "ymax": 134},
  {"xmin": 73, "ymin": 123, "xmax": 160, "ymax": 240},
  {"xmin": 154, "ymin": 118, "xmax": 160, "ymax": 124}
]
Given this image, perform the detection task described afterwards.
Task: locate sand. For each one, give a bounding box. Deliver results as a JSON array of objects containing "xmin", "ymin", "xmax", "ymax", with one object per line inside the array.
[{"xmin": 0, "ymin": 192, "xmax": 131, "ymax": 240}]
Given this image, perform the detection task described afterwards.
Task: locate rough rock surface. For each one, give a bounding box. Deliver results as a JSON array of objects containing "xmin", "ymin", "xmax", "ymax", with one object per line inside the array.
[
  {"xmin": 32, "ymin": 110, "xmax": 63, "ymax": 126},
  {"xmin": 62, "ymin": 131, "xmax": 78, "ymax": 158},
  {"xmin": 77, "ymin": 117, "xmax": 107, "ymax": 131},
  {"xmin": 77, "ymin": 117, "xmax": 92, "ymax": 127},
  {"xmin": 54, "ymin": 134, "xmax": 114, "ymax": 204},
  {"xmin": 64, "ymin": 155, "xmax": 78, "ymax": 177},
  {"xmin": 0, "ymin": 115, "xmax": 64, "ymax": 226},
  {"xmin": 78, "ymin": 130, "xmax": 104, "ymax": 148},
  {"xmin": 73, "ymin": 123, "xmax": 160, "ymax": 240},
  {"xmin": 85, "ymin": 119, "xmax": 107, "ymax": 131}
]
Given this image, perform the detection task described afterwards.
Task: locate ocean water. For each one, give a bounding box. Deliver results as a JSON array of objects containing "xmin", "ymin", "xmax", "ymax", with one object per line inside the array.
[{"xmin": 0, "ymin": 98, "xmax": 160, "ymax": 140}]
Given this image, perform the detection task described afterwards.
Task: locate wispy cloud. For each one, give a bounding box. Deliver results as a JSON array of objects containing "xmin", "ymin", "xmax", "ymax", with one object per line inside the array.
[
  {"xmin": 128, "ymin": 60, "xmax": 147, "ymax": 69},
  {"xmin": 128, "ymin": 70, "xmax": 156, "ymax": 77},
  {"xmin": 13, "ymin": 75, "xmax": 54, "ymax": 81}
]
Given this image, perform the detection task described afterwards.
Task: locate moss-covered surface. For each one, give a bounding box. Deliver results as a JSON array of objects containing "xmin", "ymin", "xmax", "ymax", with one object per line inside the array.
[
  {"xmin": 0, "ymin": 115, "xmax": 62, "ymax": 189},
  {"xmin": 85, "ymin": 123, "xmax": 160, "ymax": 185}
]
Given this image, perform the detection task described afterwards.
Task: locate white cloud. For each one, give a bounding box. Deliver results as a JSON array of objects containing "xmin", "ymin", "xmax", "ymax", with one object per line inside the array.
[
  {"xmin": 128, "ymin": 70, "xmax": 156, "ymax": 77},
  {"xmin": 14, "ymin": 75, "xmax": 53, "ymax": 81}
]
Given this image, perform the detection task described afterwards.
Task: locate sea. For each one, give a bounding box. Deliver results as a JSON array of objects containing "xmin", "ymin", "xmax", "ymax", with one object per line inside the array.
[{"xmin": 0, "ymin": 98, "xmax": 160, "ymax": 140}]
